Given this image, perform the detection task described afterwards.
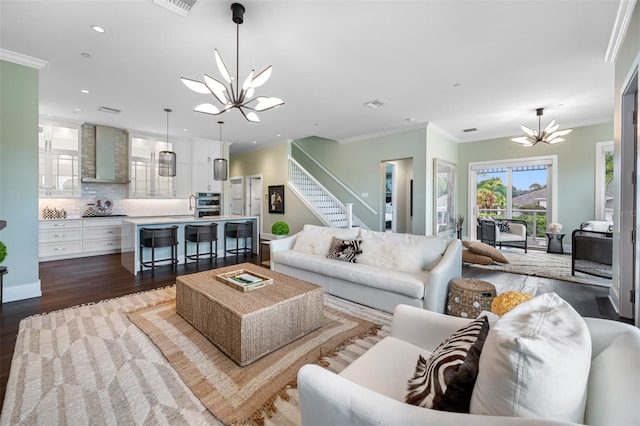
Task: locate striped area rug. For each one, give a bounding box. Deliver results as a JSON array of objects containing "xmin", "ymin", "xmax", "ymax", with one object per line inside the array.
[{"xmin": 0, "ymin": 287, "xmax": 391, "ymax": 426}]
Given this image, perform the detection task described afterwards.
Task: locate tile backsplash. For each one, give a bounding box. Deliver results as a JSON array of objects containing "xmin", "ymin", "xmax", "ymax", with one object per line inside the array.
[{"xmin": 39, "ymin": 197, "xmax": 191, "ymax": 219}]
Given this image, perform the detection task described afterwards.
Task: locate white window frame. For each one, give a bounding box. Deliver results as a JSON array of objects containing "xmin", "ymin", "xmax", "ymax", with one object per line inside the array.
[{"xmin": 594, "ymin": 141, "xmax": 614, "ymax": 221}]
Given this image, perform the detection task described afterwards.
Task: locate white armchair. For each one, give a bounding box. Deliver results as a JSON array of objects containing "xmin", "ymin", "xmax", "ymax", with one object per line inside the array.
[
  {"xmin": 477, "ymin": 218, "xmax": 528, "ymax": 252},
  {"xmin": 298, "ymin": 304, "xmax": 640, "ymax": 426}
]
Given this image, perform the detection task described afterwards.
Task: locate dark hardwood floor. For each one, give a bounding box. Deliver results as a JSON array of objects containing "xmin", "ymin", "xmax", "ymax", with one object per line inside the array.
[{"xmin": 0, "ymin": 253, "xmax": 629, "ymax": 409}]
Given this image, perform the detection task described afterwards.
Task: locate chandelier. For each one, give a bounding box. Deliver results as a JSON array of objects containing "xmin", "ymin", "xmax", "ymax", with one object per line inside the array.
[
  {"xmin": 511, "ymin": 108, "xmax": 572, "ymax": 147},
  {"xmin": 181, "ymin": 3, "xmax": 284, "ymax": 123}
]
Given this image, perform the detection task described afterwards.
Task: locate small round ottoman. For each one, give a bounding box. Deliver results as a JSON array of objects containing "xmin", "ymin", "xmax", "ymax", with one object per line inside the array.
[{"xmin": 447, "ymin": 278, "xmax": 497, "ymax": 318}]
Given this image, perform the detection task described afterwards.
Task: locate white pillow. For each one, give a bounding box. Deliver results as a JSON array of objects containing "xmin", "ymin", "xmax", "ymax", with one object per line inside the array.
[
  {"xmin": 357, "ymin": 230, "xmax": 445, "ymax": 271},
  {"xmin": 293, "ymin": 225, "xmax": 360, "ymax": 256},
  {"xmin": 470, "ymin": 292, "xmax": 591, "ymax": 423}
]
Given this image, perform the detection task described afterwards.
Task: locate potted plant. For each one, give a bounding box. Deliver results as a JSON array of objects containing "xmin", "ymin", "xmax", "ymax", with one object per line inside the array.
[
  {"xmin": 0, "ymin": 241, "xmax": 6, "ymax": 264},
  {"xmin": 271, "ymin": 221, "xmax": 290, "ymax": 238}
]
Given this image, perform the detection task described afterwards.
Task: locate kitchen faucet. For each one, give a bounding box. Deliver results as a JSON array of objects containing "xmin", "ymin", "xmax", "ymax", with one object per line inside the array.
[{"xmin": 189, "ymin": 194, "xmax": 196, "ymax": 217}]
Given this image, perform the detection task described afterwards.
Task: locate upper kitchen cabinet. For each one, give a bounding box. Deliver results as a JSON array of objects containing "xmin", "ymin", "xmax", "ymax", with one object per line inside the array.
[
  {"xmin": 192, "ymin": 139, "xmax": 224, "ymax": 194},
  {"xmin": 129, "ymin": 134, "xmax": 191, "ymax": 198},
  {"xmin": 39, "ymin": 121, "xmax": 81, "ymax": 197}
]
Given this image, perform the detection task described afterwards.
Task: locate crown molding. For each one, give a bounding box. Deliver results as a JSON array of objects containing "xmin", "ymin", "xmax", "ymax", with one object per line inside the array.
[
  {"xmin": 604, "ymin": 0, "xmax": 637, "ymax": 63},
  {"xmin": 0, "ymin": 49, "xmax": 48, "ymax": 70}
]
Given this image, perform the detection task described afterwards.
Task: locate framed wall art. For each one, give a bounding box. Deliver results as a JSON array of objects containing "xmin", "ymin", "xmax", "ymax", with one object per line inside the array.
[
  {"xmin": 268, "ymin": 185, "xmax": 285, "ymax": 214},
  {"xmin": 433, "ymin": 158, "xmax": 457, "ymax": 236}
]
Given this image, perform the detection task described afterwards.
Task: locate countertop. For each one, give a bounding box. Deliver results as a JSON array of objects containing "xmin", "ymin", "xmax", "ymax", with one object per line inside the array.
[{"xmin": 122, "ymin": 215, "xmax": 258, "ymax": 226}]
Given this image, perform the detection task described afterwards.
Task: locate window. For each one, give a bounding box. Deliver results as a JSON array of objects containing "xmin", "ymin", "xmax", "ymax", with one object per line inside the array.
[
  {"xmin": 39, "ymin": 122, "xmax": 80, "ymax": 197},
  {"xmin": 469, "ymin": 155, "xmax": 558, "ymax": 247},
  {"xmin": 595, "ymin": 141, "xmax": 614, "ymax": 221}
]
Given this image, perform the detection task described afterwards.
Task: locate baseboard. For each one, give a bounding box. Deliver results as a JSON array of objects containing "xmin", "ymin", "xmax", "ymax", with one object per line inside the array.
[{"xmin": 2, "ymin": 279, "xmax": 42, "ymax": 302}]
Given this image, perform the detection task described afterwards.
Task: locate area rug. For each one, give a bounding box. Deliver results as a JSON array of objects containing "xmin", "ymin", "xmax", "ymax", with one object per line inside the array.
[
  {"xmin": 465, "ymin": 249, "xmax": 611, "ymax": 288},
  {"xmin": 0, "ymin": 287, "xmax": 391, "ymax": 426},
  {"xmin": 128, "ymin": 300, "xmax": 378, "ymax": 425}
]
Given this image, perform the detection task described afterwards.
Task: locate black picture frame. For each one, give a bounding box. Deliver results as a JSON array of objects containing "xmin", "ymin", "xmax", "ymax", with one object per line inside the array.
[{"xmin": 268, "ymin": 185, "xmax": 285, "ymax": 214}]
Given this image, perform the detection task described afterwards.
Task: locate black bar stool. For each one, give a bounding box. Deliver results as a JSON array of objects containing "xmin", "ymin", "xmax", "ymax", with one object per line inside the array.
[
  {"xmin": 184, "ymin": 223, "xmax": 218, "ymax": 263},
  {"xmin": 224, "ymin": 221, "xmax": 253, "ymax": 257},
  {"xmin": 139, "ymin": 226, "xmax": 178, "ymax": 272}
]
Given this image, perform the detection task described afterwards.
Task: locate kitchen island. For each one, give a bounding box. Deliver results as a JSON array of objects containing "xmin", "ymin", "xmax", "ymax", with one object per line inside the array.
[{"xmin": 121, "ymin": 215, "xmax": 259, "ymax": 275}]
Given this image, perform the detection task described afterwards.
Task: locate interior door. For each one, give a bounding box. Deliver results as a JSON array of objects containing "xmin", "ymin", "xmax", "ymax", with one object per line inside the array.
[
  {"xmin": 249, "ymin": 177, "xmax": 262, "ymax": 217},
  {"xmin": 230, "ymin": 177, "xmax": 243, "ymax": 215}
]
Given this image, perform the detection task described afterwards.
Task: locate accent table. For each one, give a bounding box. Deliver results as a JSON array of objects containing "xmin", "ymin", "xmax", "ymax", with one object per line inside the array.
[
  {"xmin": 176, "ymin": 263, "xmax": 324, "ymax": 366},
  {"xmin": 546, "ymin": 232, "xmax": 565, "ymax": 254}
]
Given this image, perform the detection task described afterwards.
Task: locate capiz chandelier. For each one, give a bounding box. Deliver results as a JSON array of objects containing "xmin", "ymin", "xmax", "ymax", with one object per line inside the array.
[
  {"xmin": 181, "ymin": 3, "xmax": 284, "ymax": 123},
  {"xmin": 511, "ymin": 108, "xmax": 572, "ymax": 147}
]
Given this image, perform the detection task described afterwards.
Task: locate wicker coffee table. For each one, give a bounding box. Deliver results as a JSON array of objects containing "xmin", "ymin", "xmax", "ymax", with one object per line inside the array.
[{"xmin": 176, "ymin": 263, "xmax": 324, "ymax": 366}]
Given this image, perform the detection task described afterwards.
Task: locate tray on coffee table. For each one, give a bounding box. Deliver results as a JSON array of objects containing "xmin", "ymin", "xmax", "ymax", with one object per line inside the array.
[{"xmin": 215, "ymin": 268, "xmax": 274, "ymax": 292}]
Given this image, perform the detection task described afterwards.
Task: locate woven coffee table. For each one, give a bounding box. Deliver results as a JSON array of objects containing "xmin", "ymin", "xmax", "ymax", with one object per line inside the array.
[{"xmin": 176, "ymin": 263, "xmax": 324, "ymax": 366}]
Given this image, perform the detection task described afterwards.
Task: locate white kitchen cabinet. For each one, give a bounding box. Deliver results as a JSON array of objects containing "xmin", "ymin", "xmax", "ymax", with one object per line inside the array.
[
  {"xmin": 39, "ymin": 218, "xmax": 123, "ymax": 261},
  {"xmin": 129, "ymin": 135, "xmax": 192, "ymax": 198},
  {"xmin": 39, "ymin": 121, "xmax": 81, "ymax": 197},
  {"xmin": 192, "ymin": 139, "xmax": 223, "ymax": 193},
  {"xmin": 82, "ymin": 219, "xmax": 122, "ymax": 254},
  {"xmin": 39, "ymin": 220, "xmax": 83, "ymax": 259}
]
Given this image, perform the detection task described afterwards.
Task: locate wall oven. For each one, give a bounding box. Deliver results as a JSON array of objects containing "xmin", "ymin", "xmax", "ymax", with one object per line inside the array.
[{"xmin": 195, "ymin": 192, "xmax": 221, "ymax": 218}]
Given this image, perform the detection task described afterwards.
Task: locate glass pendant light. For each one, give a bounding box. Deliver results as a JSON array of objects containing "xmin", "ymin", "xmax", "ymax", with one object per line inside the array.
[
  {"xmin": 214, "ymin": 121, "xmax": 228, "ymax": 181},
  {"xmin": 159, "ymin": 108, "xmax": 177, "ymax": 177}
]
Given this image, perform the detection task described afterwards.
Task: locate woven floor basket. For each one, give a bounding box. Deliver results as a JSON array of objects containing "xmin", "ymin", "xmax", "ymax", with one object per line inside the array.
[{"xmin": 447, "ymin": 278, "xmax": 497, "ymax": 318}]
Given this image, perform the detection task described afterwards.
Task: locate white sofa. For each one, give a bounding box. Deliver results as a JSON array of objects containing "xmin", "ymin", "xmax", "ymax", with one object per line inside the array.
[
  {"xmin": 298, "ymin": 301, "xmax": 640, "ymax": 426},
  {"xmin": 270, "ymin": 225, "xmax": 462, "ymax": 313}
]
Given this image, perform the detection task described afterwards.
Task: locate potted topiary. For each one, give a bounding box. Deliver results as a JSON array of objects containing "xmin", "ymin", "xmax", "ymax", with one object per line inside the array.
[
  {"xmin": 271, "ymin": 221, "xmax": 290, "ymax": 239},
  {"xmin": 0, "ymin": 241, "xmax": 6, "ymax": 264}
]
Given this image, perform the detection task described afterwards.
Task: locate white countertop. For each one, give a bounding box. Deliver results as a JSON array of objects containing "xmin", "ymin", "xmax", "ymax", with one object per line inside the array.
[{"xmin": 122, "ymin": 215, "xmax": 258, "ymax": 226}]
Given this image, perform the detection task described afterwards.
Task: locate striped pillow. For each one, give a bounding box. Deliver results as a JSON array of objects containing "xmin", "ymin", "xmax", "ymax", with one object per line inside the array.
[
  {"xmin": 405, "ymin": 316, "xmax": 489, "ymax": 412},
  {"xmin": 326, "ymin": 237, "xmax": 362, "ymax": 263}
]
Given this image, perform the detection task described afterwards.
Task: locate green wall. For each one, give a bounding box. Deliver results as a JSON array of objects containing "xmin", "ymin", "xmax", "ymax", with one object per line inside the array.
[
  {"xmin": 0, "ymin": 60, "xmax": 41, "ymax": 302},
  {"xmin": 458, "ymin": 122, "xmax": 613, "ymax": 238},
  {"xmin": 230, "ymin": 125, "xmax": 459, "ymax": 236}
]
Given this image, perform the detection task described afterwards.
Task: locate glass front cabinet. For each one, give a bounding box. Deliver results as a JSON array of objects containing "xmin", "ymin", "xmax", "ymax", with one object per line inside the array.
[{"xmin": 39, "ymin": 121, "xmax": 81, "ymax": 197}]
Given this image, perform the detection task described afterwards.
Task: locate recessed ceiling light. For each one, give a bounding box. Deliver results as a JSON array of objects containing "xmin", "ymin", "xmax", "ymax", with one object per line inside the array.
[
  {"xmin": 81, "ymin": 52, "xmax": 92, "ymax": 59},
  {"xmin": 183, "ymin": 128, "xmax": 188, "ymax": 132},
  {"xmin": 363, "ymin": 98, "xmax": 389, "ymax": 109},
  {"xmin": 253, "ymin": 141, "xmax": 257, "ymax": 144},
  {"xmin": 463, "ymin": 128, "xmax": 478, "ymax": 133},
  {"xmin": 453, "ymin": 83, "xmax": 462, "ymax": 87},
  {"xmin": 81, "ymin": 89, "xmax": 90, "ymax": 94},
  {"xmin": 91, "ymin": 25, "xmax": 105, "ymax": 33},
  {"xmin": 73, "ymin": 108, "xmax": 83, "ymax": 113}
]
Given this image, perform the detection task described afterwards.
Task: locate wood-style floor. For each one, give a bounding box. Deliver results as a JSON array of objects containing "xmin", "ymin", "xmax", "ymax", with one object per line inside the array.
[{"xmin": 0, "ymin": 253, "xmax": 628, "ymax": 408}]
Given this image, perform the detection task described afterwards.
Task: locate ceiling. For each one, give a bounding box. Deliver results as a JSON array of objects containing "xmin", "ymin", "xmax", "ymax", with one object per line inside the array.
[{"xmin": 0, "ymin": 0, "xmax": 622, "ymax": 154}]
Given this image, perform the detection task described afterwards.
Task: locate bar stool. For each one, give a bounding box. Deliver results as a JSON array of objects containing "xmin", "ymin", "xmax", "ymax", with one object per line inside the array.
[
  {"xmin": 224, "ymin": 221, "xmax": 253, "ymax": 257},
  {"xmin": 139, "ymin": 226, "xmax": 178, "ymax": 272},
  {"xmin": 184, "ymin": 223, "xmax": 218, "ymax": 263}
]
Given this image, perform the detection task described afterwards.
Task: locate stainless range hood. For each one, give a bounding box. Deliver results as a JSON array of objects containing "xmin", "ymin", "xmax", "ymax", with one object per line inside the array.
[{"xmin": 81, "ymin": 125, "xmax": 129, "ymax": 184}]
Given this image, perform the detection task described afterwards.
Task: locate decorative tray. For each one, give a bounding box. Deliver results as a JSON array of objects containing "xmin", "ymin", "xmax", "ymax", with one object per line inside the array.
[{"xmin": 215, "ymin": 269, "xmax": 274, "ymax": 292}]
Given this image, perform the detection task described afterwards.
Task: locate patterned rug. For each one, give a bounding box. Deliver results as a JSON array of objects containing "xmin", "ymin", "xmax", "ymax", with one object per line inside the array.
[
  {"xmin": 0, "ymin": 287, "xmax": 391, "ymax": 426},
  {"xmin": 128, "ymin": 300, "xmax": 378, "ymax": 425},
  {"xmin": 465, "ymin": 249, "xmax": 611, "ymax": 288}
]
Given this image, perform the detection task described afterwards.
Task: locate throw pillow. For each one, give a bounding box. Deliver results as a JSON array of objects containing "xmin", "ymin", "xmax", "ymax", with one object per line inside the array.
[
  {"xmin": 470, "ymin": 292, "xmax": 592, "ymax": 423},
  {"xmin": 496, "ymin": 220, "xmax": 510, "ymax": 233},
  {"xmin": 465, "ymin": 242, "xmax": 509, "ymax": 264},
  {"xmin": 461, "ymin": 249, "xmax": 493, "ymax": 265},
  {"xmin": 326, "ymin": 237, "xmax": 362, "ymax": 263},
  {"xmin": 406, "ymin": 316, "xmax": 490, "ymax": 412},
  {"xmin": 490, "ymin": 291, "xmax": 533, "ymax": 316}
]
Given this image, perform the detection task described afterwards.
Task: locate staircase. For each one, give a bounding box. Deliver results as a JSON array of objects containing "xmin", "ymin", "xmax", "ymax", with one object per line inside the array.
[{"xmin": 288, "ymin": 158, "xmax": 354, "ymax": 228}]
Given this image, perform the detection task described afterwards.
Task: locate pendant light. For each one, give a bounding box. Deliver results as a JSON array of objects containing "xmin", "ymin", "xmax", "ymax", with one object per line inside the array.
[
  {"xmin": 180, "ymin": 3, "xmax": 284, "ymax": 123},
  {"xmin": 511, "ymin": 108, "xmax": 572, "ymax": 147},
  {"xmin": 158, "ymin": 108, "xmax": 177, "ymax": 177},
  {"xmin": 214, "ymin": 121, "xmax": 228, "ymax": 181}
]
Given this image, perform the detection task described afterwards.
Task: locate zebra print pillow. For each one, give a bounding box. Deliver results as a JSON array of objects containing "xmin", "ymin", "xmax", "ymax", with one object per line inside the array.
[
  {"xmin": 405, "ymin": 316, "xmax": 489, "ymax": 412},
  {"xmin": 326, "ymin": 237, "xmax": 362, "ymax": 263}
]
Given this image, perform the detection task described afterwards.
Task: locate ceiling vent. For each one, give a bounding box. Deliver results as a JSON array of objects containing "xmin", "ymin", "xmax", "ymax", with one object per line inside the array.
[
  {"xmin": 152, "ymin": 0, "xmax": 197, "ymax": 17},
  {"xmin": 463, "ymin": 127, "xmax": 478, "ymax": 133},
  {"xmin": 363, "ymin": 98, "xmax": 389, "ymax": 109},
  {"xmin": 98, "ymin": 106, "xmax": 122, "ymax": 114}
]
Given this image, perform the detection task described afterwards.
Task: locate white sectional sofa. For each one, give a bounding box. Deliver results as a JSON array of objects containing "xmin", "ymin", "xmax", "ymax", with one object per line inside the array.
[{"xmin": 269, "ymin": 225, "xmax": 462, "ymax": 313}]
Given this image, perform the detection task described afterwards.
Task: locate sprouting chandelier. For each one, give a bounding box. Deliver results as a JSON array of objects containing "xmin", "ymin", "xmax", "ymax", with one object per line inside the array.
[
  {"xmin": 511, "ymin": 108, "xmax": 572, "ymax": 147},
  {"xmin": 180, "ymin": 3, "xmax": 284, "ymax": 123}
]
